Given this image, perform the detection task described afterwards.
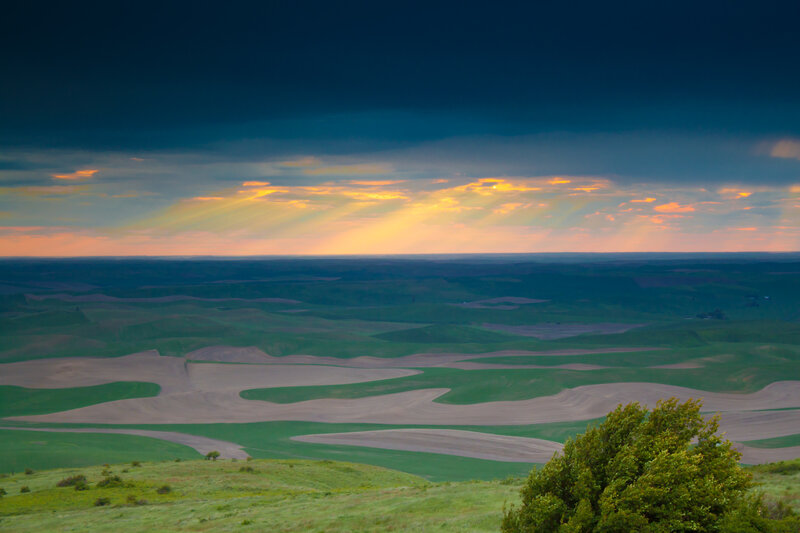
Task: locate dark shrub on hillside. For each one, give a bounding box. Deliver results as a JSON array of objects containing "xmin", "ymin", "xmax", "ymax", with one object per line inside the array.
[
  {"xmin": 94, "ymin": 497, "xmax": 110, "ymax": 507},
  {"xmin": 20, "ymin": 486, "xmax": 30, "ymax": 493},
  {"xmin": 503, "ymin": 398, "xmax": 755, "ymax": 532},
  {"xmin": 96, "ymin": 475, "xmax": 124, "ymax": 488},
  {"xmin": 57, "ymin": 474, "xmax": 87, "ymax": 487},
  {"xmin": 24, "ymin": 468, "xmax": 33, "ymax": 475},
  {"xmin": 156, "ymin": 485, "xmax": 171, "ymax": 494}
]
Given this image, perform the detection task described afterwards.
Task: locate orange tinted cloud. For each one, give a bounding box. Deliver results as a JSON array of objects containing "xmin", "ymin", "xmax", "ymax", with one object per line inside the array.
[
  {"xmin": 242, "ymin": 181, "xmax": 271, "ymax": 187},
  {"xmin": 631, "ymin": 197, "xmax": 656, "ymax": 203},
  {"xmin": 548, "ymin": 177, "xmax": 571, "ymax": 184},
  {"xmin": 51, "ymin": 169, "xmax": 98, "ymax": 180},
  {"xmin": 654, "ymin": 202, "xmax": 695, "ymax": 213},
  {"xmin": 719, "ymin": 188, "xmax": 753, "ymax": 198}
]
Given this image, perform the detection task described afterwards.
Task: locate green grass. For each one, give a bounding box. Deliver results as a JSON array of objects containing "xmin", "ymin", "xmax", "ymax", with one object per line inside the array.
[
  {"xmin": 748, "ymin": 459, "xmax": 800, "ymax": 512},
  {"xmin": 0, "ymin": 458, "xmax": 797, "ymax": 532},
  {"xmin": 0, "ymin": 429, "xmax": 200, "ymax": 473},
  {"xmin": 0, "ymin": 382, "xmax": 160, "ymax": 418},
  {"xmin": 0, "ymin": 459, "xmax": 519, "ymax": 532}
]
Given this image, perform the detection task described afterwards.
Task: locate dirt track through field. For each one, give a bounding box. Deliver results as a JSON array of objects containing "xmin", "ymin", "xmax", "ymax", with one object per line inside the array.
[
  {"xmin": 293, "ymin": 428, "xmax": 800, "ymax": 465},
  {"xmin": 11, "ymin": 382, "xmax": 800, "ymax": 430},
  {"xmin": 0, "ymin": 351, "xmax": 420, "ymax": 394},
  {"xmin": 293, "ymin": 429, "xmax": 563, "ymax": 462},
  {"xmin": 450, "ymin": 297, "xmax": 548, "ymax": 309},
  {"xmin": 734, "ymin": 443, "xmax": 800, "ymax": 464},
  {"xmin": 482, "ymin": 322, "xmax": 646, "ymax": 339},
  {"xmin": 26, "ymin": 293, "xmax": 301, "ymax": 304},
  {"xmin": 185, "ymin": 345, "xmax": 660, "ymax": 367},
  {"xmin": 0, "ymin": 426, "xmax": 249, "ymax": 459}
]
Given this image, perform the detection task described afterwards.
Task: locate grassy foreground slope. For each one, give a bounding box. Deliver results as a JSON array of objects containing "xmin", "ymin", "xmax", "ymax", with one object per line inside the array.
[
  {"xmin": 1, "ymin": 458, "xmax": 797, "ymax": 532},
  {"xmin": 0, "ymin": 459, "xmax": 517, "ymax": 532}
]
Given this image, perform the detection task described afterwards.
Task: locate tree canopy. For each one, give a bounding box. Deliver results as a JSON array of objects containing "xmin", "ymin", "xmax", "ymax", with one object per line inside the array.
[{"xmin": 502, "ymin": 398, "xmax": 798, "ymax": 532}]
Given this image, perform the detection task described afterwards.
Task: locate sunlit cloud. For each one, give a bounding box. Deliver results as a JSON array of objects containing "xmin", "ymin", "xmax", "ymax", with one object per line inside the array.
[
  {"xmin": 2, "ymin": 160, "xmax": 799, "ymax": 255},
  {"xmin": 654, "ymin": 202, "xmax": 695, "ymax": 213},
  {"xmin": 719, "ymin": 188, "xmax": 753, "ymax": 198},
  {"xmin": 51, "ymin": 169, "xmax": 99, "ymax": 180}
]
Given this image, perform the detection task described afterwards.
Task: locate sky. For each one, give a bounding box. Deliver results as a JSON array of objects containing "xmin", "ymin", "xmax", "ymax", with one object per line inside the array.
[{"xmin": 1, "ymin": 0, "xmax": 800, "ymax": 255}]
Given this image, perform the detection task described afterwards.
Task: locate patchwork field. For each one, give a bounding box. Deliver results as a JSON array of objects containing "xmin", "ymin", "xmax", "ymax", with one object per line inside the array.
[{"xmin": 1, "ymin": 255, "xmax": 800, "ymax": 484}]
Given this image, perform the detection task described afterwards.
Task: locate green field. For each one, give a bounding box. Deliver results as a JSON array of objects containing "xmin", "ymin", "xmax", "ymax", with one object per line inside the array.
[
  {"xmin": 0, "ymin": 383, "xmax": 161, "ymax": 419},
  {"xmin": 0, "ymin": 429, "xmax": 200, "ymax": 473},
  {"xmin": 1, "ymin": 257, "xmax": 800, "ymax": 495}
]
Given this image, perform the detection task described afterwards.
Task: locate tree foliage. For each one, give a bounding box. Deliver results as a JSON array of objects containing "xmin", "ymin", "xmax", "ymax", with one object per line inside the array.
[{"xmin": 502, "ymin": 398, "xmax": 797, "ymax": 532}]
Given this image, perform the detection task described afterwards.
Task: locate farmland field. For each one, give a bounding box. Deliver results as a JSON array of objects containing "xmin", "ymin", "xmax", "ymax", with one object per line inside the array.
[{"xmin": 1, "ymin": 255, "xmax": 800, "ymax": 483}]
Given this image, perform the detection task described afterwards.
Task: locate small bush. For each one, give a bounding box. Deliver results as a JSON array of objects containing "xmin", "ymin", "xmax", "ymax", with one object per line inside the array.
[
  {"xmin": 94, "ymin": 497, "xmax": 110, "ymax": 507},
  {"xmin": 131, "ymin": 461, "xmax": 141, "ymax": 467},
  {"xmin": 74, "ymin": 480, "xmax": 89, "ymax": 491},
  {"xmin": 156, "ymin": 485, "xmax": 171, "ymax": 494},
  {"xmin": 126, "ymin": 494, "xmax": 147, "ymax": 505},
  {"xmin": 0, "ymin": 488, "xmax": 6, "ymax": 497},
  {"xmin": 57, "ymin": 474, "xmax": 87, "ymax": 487},
  {"xmin": 24, "ymin": 468, "xmax": 33, "ymax": 475},
  {"xmin": 20, "ymin": 486, "xmax": 30, "ymax": 493},
  {"xmin": 239, "ymin": 466, "xmax": 256, "ymax": 473},
  {"xmin": 174, "ymin": 458, "xmax": 181, "ymax": 462},
  {"xmin": 205, "ymin": 451, "xmax": 220, "ymax": 461},
  {"xmin": 241, "ymin": 519, "xmax": 253, "ymax": 525},
  {"xmin": 97, "ymin": 475, "xmax": 124, "ymax": 488}
]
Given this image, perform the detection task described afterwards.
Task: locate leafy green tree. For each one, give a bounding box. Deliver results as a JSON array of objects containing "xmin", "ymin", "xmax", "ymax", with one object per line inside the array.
[
  {"xmin": 503, "ymin": 398, "xmax": 768, "ymax": 532},
  {"xmin": 205, "ymin": 450, "xmax": 220, "ymax": 461}
]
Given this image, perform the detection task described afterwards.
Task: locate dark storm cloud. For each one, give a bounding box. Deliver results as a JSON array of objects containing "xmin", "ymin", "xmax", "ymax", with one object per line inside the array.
[{"xmin": 2, "ymin": 0, "xmax": 799, "ymax": 146}]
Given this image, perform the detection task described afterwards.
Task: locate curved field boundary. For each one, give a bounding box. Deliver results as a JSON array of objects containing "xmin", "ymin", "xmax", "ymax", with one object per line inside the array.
[
  {"xmin": 25, "ymin": 293, "xmax": 300, "ymax": 304},
  {"xmin": 13, "ymin": 382, "xmax": 800, "ymax": 429},
  {"xmin": 293, "ymin": 428, "xmax": 563, "ymax": 463},
  {"xmin": 0, "ymin": 352, "xmax": 419, "ymax": 395},
  {"xmin": 293, "ymin": 428, "xmax": 800, "ymax": 465},
  {"xmin": 734, "ymin": 443, "xmax": 800, "ymax": 465},
  {"xmin": 0, "ymin": 426, "xmax": 249, "ymax": 459},
  {"xmin": 185, "ymin": 345, "xmax": 662, "ymax": 367}
]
